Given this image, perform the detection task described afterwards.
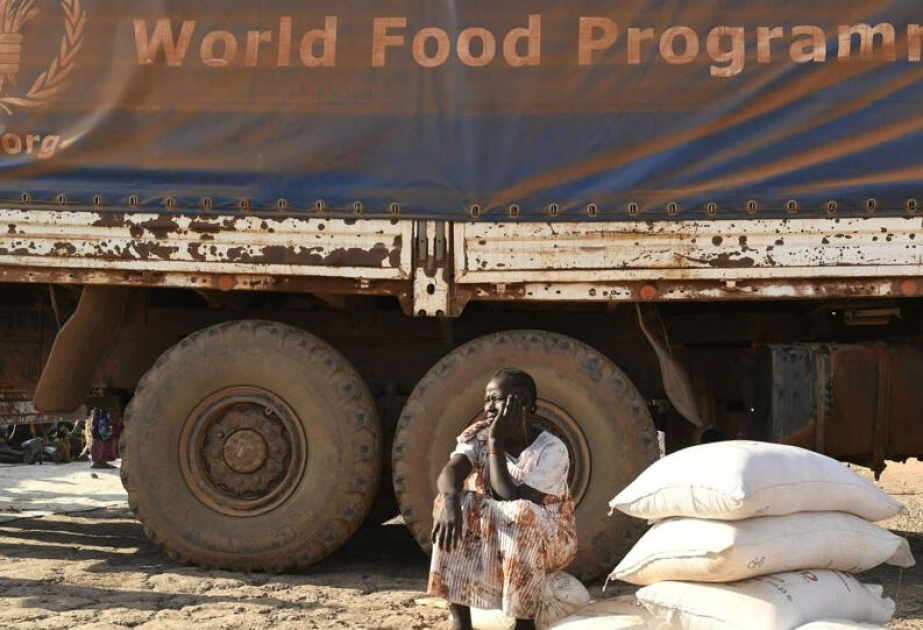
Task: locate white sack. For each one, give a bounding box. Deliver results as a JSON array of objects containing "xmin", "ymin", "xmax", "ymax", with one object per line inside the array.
[
  {"xmin": 636, "ymin": 570, "xmax": 895, "ymax": 630},
  {"xmin": 535, "ymin": 571, "xmax": 591, "ymax": 629},
  {"xmin": 471, "ymin": 607, "xmax": 515, "ymax": 630},
  {"xmin": 472, "ymin": 571, "xmax": 590, "ymax": 630},
  {"xmin": 610, "ymin": 441, "xmax": 904, "ymax": 522},
  {"xmin": 610, "ymin": 511, "xmax": 915, "ymax": 585},
  {"xmin": 794, "ymin": 622, "xmax": 892, "ymax": 630},
  {"xmin": 547, "ymin": 596, "xmax": 662, "ymax": 630}
]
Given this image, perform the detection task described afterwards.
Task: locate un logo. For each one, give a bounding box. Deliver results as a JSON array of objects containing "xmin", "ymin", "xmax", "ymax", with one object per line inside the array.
[{"xmin": 0, "ymin": 0, "xmax": 85, "ymax": 114}]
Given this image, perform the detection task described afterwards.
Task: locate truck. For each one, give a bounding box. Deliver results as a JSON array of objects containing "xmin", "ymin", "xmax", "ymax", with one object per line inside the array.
[{"xmin": 2, "ymin": 0, "xmax": 923, "ymax": 580}]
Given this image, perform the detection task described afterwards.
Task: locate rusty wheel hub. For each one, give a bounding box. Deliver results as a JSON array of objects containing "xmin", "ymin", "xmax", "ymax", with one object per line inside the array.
[{"xmin": 181, "ymin": 387, "xmax": 307, "ymax": 516}]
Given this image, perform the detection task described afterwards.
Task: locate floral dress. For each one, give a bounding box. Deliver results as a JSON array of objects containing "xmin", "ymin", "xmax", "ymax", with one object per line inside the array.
[{"xmin": 428, "ymin": 421, "xmax": 578, "ymax": 619}]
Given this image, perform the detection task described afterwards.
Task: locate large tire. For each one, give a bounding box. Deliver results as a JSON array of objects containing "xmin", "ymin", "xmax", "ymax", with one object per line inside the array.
[
  {"xmin": 392, "ymin": 329, "xmax": 658, "ymax": 580},
  {"xmin": 120, "ymin": 320, "xmax": 381, "ymax": 572}
]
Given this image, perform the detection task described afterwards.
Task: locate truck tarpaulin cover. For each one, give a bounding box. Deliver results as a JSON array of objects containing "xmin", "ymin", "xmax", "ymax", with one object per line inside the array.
[{"xmin": 0, "ymin": 0, "xmax": 922, "ymax": 221}]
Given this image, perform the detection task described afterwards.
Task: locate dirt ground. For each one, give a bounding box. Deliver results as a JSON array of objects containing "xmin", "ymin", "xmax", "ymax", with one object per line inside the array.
[{"xmin": 0, "ymin": 459, "xmax": 921, "ymax": 630}]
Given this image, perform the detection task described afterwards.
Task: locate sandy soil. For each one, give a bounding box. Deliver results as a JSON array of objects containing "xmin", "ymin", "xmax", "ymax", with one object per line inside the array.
[{"xmin": 0, "ymin": 459, "xmax": 920, "ymax": 630}]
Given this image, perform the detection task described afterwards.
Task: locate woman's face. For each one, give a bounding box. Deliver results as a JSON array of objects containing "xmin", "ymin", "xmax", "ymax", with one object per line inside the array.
[{"xmin": 483, "ymin": 376, "xmax": 532, "ymax": 423}]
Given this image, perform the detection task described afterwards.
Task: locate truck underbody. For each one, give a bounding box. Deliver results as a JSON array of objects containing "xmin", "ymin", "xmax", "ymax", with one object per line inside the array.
[{"xmin": 2, "ymin": 208, "xmax": 922, "ymax": 579}]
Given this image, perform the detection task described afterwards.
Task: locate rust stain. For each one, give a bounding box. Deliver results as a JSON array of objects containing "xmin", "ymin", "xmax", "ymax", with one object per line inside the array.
[
  {"xmin": 130, "ymin": 242, "xmax": 180, "ymax": 260},
  {"xmin": 90, "ymin": 213, "xmax": 126, "ymax": 228},
  {"xmin": 678, "ymin": 252, "xmax": 758, "ymax": 268},
  {"xmin": 389, "ymin": 235, "xmax": 403, "ymax": 268},
  {"xmin": 188, "ymin": 220, "xmax": 221, "ymax": 234},
  {"xmin": 51, "ymin": 242, "xmax": 78, "ymax": 256},
  {"xmin": 187, "ymin": 241, "xmax": 398, "ymax": 268},
  {"xmin": 135, "ymin": 217, "xmax": 181, "ymax": 240}
]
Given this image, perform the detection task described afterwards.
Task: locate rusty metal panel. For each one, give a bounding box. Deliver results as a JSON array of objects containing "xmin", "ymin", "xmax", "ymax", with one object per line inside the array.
[
  {"xmin": 755, "ymin": 344, "xmax": 923, "ymax": 470},
  {"xmin": 454, "ymin": 218, "xmax": 923, "ymax": 299},
  {"xmin": 0, "ymin": 209, "xmax": 411, "ymax": 281}
]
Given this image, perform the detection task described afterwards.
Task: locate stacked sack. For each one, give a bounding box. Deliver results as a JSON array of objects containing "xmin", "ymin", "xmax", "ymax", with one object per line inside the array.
[
  {"xmin": 607, "ymin": 440, "xmax": 914, "ymax": 630},
  {"xmin": 472, "ymin": 571, "xmax": 591, "ymax": 630}
]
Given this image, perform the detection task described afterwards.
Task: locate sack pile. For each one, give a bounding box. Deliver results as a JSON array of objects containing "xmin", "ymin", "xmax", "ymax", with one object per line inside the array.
[{"xmin": 607, "ymin": 440, "xmax": 914, "ymax": 630}]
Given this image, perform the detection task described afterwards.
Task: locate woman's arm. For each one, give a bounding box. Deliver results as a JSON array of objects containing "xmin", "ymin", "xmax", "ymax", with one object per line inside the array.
[
  {"xmin": 487, "ymin": 445, "xmax": 550, "ymax": 504},
  {"xmin": 432, "ymin": 453, "xmax": 473, "ymax": 552},
  {"xmin": 487, "ymin": 394, "xmax": 554, "ymax": 504}
]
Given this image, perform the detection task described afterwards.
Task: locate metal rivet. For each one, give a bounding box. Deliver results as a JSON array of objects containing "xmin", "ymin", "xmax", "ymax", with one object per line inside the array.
[
  {"xmin": 201, "ymin": 197, "xmax": 213, "ymax": 210},
  {"xmin": 866, "ymin": 198, "xmax": 879, "ymax": 212},
  {"xmin": 129, "ymin": 195, "xmax": 140, "ymax": 208},
  {"xmin": 277, "ymin": 198, "xmax": 289, "ymax": 211},
  {"xmin": 706, "ymin": 202, "xmax": 718, "ymax": 217},
  {"xmin": 56, "ymin": 194, "xmax": 67, "ymax": 206},
  {"xmin": 20, "ymin": 192, "xmax": 31, "ymax": 204},
  {"xmin": 164, "ymin": 197, "xmax": 177, "ymax": 209},
  {"xmin": 907, "ymin": 199, "xmax": 919, "ymax": 213},
  {"xmin": 469, "ymin": 204, "xmax": 481, "ymax": 218},
  {"xmin": 509, "ymin": 204, "xmax": 520, "ymax": 218},
  {"xmin": 587, "ymin": 203, "xmax": 598, "ymax": 217},
  {"xmin": 239, "ymin": 199, "xmax": 251, "ymax": 211},
  {"xmin": 667, "ymin": 202, "xmax": 679, "ymax": 215},
  {"xmin": 826, "ymin": 201, "xmax": 838, "ymax": 214},
  {"xmin": 389, "ymin": 202, "xmax": 401, "ymax": 215},
  {"xmin": 628, "ymin": 202, "xmax": 639, "ymax": 216},
  {"xmin": 549, "ymin": 203, "xmax": 559, "ymax": 216},
  {"xmin": 353, "ymin": 201, "xmax": 363, "ymax": 214},
  {"xmin": 92, "ymin": 195, "xmax": 104, "ymax": 207},
  {"xmin": 746, "ymin": 200, "xmax": 759, "ymax": 214},
  {"xmin": 786, "ymin": 199, "xmax": 799, "ymax": 214}
]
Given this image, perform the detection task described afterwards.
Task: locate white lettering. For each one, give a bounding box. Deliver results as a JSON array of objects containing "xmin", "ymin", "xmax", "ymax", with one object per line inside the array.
[
  {"xmin": 909, "ymin": 24, "xmax": 923, "ymax": 61},
  {"xmin": 372, "ymin": 17, "xmax": 405, "ymax": 67},
  {"xmin": 578, "ymin": 17, "xmax": 618, "ymax": 66},
  {"xmin": 839, "ymin": 23, "xmax": 897, "ymax": 60},
  {"xmin": 458, "ymin": 27, "xmax": 496, "ymax": 67},
  {"xmin": 245, "ymin": 30, "xmax": 272, "ymax": 67},
  {"xmin": 299, "ymin": 16, "xmax": 337, "ymax": 66},
  {"xmin": 661, "ymin": 26, "xmax": 698, "ymax": 65},
  {"xmin": 757, "ymin": 26, "xmax": 784, "ymax": 63},
  {"xmin": 791, "ymin": 25, "xmax": 826, "ymax": 62},
  {"xmin": 133, "ymin": 14, "xmax": 923, "ymax": 77},
  {"xmin": 135, "ymin": 19, "xmax": 196, "ymax": 66},
  {"xmin": 413, "ymin": 27, "xmax": 451, "ymax": 67},
  {"xmin": 0, "ymin": 133, "xmax": 59, "ymax": 159},
  {"xmin": 2, "ymin": 133, "xmax": 21, "ymax": 155},
  {"xmin": 708, "ymin": 26, "xmax": 744, "ymax": 77},
  {"xmin": 201, "ymin": 30, "xmax": 237, "ymax": 67},
  {"xmin": 504, "ymin": 15, "xmax": 541, "ymax": 67},
  {"xmin": 627, "ymin": 28, "xmax": 655, "ymax": 65},
  {"xmin": 375, "ymin": 17, "xmax": 542, "ymax": 68},
  {"xmin": 278, "ymin": 17, "xmax": 292, "ymax": 66},
  {"xmin": 134, "ymin": 17, "xmax": 337, "ymax": 68}
]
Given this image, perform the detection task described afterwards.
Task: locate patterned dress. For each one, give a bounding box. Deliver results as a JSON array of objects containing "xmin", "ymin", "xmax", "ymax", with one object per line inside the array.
[{"xmin": 428, "ymin": 421, "xmax": 578, "ymax": 619}]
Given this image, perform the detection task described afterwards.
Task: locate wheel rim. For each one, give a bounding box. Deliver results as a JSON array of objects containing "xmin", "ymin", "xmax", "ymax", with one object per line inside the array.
[
  {"xmin": 532, "ymin": 400, "xmax": 591, "ymax": 505},
  {"xmin": 180, "ymin": 386, "xmax": 307, "ymax": 517}
]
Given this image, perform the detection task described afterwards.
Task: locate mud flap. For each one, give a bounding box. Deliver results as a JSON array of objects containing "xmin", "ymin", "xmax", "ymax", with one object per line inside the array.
[{"xmin": 33, "ymin": 285, "xmax": 129, "ymax": 412}]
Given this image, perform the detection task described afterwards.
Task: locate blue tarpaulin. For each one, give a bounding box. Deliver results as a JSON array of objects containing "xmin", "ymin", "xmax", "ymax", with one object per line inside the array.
[{"xmin": 1, "ymin": 0, "xmax": 921, "ymax": 220}]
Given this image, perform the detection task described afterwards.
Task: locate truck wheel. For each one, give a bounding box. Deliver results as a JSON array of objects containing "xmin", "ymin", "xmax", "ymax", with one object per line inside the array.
[
  {"xmin": 392, "ymin": 329, "xmax": 658, "ymax": 580},
  {"xmin": 120, "ymin": 320, "xmax": 381, "ymax": 571}
]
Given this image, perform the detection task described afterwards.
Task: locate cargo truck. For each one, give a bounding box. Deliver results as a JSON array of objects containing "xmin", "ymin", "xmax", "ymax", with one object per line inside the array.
[{"xmin": 2, "ymin": 0, "xmax": 923, "ymax": 580}]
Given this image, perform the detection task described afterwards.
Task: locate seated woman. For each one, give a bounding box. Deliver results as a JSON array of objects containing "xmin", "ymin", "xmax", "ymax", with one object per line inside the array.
[{"xmin": 428, "ymin": 367, "xmax": 577, "ymax": 630}]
